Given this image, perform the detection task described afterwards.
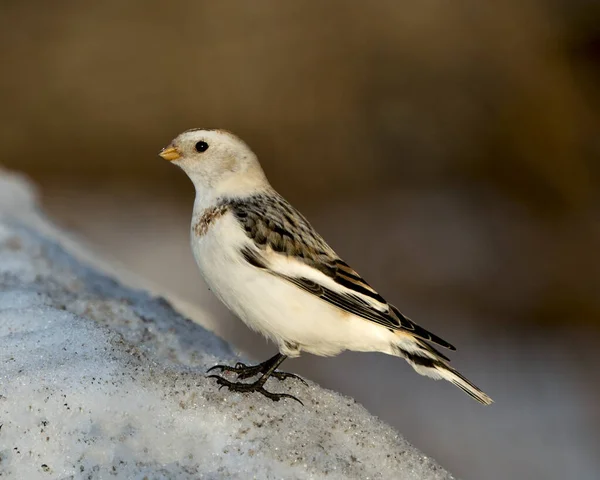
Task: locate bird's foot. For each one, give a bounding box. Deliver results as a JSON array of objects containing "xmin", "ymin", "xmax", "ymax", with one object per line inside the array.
[
  {"xmin": 207, "ymin": 374, "xmax": 303, "ymax": 405},
  {"xmin": 207, "ymin": 360, "xmax": 307, "ymax": 385}
]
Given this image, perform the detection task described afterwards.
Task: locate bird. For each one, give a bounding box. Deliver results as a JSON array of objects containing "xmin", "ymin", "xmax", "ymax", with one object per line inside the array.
[{"xmin": 159, "ymin": 128, "xmax": 493, "ymax": 406}]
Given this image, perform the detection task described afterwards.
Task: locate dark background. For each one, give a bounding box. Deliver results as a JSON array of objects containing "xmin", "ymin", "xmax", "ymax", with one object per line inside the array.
[{"xmin": 2, "ymin": 1, "xmax": 599, "ymax": 479}]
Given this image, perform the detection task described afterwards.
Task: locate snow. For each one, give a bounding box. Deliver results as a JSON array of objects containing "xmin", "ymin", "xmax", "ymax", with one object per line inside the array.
[{"xmin": 0, "ymin": 169, "xmax": 454, "ymax": 479}]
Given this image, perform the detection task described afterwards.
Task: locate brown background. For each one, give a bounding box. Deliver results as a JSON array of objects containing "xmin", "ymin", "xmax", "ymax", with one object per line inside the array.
[{"xmin": 2, "ymin": 1, "xmax": 599, "ymax": 479}]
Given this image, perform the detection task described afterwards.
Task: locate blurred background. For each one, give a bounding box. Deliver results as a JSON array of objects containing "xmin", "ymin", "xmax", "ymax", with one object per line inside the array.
[{"xmin": 1, "ymin": 0, "xmax": 599, "ymax": 478}]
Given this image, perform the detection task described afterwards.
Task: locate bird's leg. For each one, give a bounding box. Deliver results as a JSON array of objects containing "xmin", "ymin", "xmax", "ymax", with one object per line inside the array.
[
  {"xmin": 207, "ymin": 353, "xmax": 306, "ymax": 384},
  {"xmin": 207, "ymin": 353, "xmax": 304, "ymax": 404}
]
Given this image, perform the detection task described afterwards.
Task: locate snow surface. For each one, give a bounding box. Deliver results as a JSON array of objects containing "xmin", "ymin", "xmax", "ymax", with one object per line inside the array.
[{"xmin": 0, "ymin": 170, "xmax": 454, "ymax": 479}]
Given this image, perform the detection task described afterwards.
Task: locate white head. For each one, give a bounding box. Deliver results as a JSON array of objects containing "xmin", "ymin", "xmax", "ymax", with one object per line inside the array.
[{"xmin": 159, "ymin": 129, "xmax": 269, "ymax": 199}]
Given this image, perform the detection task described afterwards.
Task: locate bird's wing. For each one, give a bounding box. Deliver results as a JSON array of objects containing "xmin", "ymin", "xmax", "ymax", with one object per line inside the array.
[{"xmin": 228, "ymin": 193, "xmax": 456, "ymax": 351}]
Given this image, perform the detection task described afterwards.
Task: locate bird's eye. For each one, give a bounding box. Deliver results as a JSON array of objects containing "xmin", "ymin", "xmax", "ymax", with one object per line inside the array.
[{"xmin": 195, "ymin": 141, "xmax": 209, "ymax": 153}]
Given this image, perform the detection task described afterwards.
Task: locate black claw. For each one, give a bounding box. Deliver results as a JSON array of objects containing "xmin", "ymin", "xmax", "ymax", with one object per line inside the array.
[
  {"xmin": 206, "ymin": 364, "xmax": 227, "ymax": 374},
  {"xmin": 205, "ymin": 354, "xmax": 305, "ymax": 404},
  {"xmin": 207, "ymin": 375, "xmax": 303, "ymax": 405},
  {"xmin": 271, "ymin": 371, "xmax": 308, "ymax": 386},
  {"xmin": 206, "ymin": 361, "xmax": 306, "ymax": 385},
  {"xmin": 259, "ymin": 389, "xmax": 304, "ymax": 405}
]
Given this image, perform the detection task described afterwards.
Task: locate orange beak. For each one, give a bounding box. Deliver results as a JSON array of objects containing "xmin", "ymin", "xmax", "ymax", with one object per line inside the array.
[{"xmin": 159, "ymin": 146, "xmax": 181, "ymax": 161}]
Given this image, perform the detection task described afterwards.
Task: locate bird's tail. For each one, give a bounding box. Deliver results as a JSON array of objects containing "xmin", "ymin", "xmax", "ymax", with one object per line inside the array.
[{"xmin": 393, "ymin": 339, "xmax": 493, "ymax": 405}]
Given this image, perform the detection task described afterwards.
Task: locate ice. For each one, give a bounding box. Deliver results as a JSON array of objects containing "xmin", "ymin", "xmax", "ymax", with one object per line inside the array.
[{"xmin": 0, "ymin": 169, "xmax": 454, "ymax": 479}]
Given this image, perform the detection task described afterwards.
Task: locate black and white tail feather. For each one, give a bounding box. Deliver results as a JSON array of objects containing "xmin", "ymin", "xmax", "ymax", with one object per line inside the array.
[{"xmin": 398, "ymin": 340, "xmax": 493, "ymax": 405}]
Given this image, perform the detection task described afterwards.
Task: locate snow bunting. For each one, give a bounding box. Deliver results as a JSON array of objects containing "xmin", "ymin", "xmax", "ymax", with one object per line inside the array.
[{"xmin": 159, "ymin": 129, "xmax": 493, "ymax": 405}]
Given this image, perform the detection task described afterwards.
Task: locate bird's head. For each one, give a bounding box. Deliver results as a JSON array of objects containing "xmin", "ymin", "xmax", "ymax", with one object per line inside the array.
[{"xmin": 159, "ymin": 129, "xmax": 268, "ymax": 198}]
